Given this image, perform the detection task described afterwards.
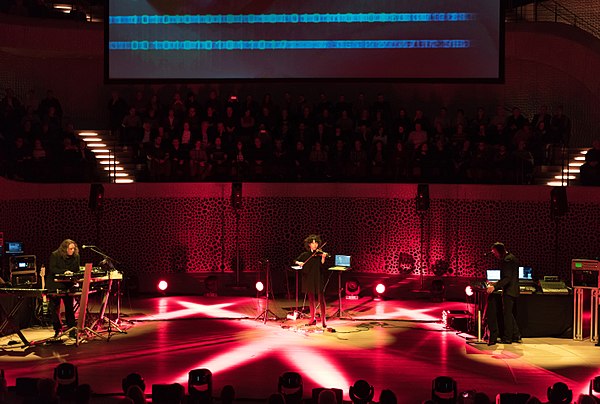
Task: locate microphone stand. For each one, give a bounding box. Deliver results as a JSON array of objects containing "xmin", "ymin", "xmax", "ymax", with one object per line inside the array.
[{"xmin": 86, "ymin": 247, "xmax": 126, "ymax": 339}]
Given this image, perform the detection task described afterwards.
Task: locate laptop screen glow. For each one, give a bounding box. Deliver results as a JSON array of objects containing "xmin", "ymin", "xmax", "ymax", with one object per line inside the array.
[
  {"xmin": 486, "ymin": 269, "xmax": 501, "ymax": 282},
  {"xmin": 519, "ymin": 266, "xmax": 533, "ymax": 281},
  {"xmin": 335, "ymin": 255, "xmax": 351, "ymax": 267}
]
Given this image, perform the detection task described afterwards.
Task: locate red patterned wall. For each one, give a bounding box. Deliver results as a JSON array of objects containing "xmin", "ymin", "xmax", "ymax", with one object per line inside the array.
[{"xmin": 1, "ymin": 178, "xmax": 599, "ymax": 293}]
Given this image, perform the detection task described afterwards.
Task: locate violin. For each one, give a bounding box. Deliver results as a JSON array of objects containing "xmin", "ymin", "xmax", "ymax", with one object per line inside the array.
[{"xmin": 316, "ymin": 249, "xmax": 331, "ymax": 257}]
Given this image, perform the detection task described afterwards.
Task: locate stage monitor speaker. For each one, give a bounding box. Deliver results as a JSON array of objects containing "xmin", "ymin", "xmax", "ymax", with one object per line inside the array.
[
  {"xmin": 550, "ymin": 187, "xmax": 568, "ymax": 217},
  {"xmin": 416, "ymin": 183, "xmax": 430, "ymax": 211},
  {"xmin": 231, "ymin": 182, "xmax": 242, "ymax": 209},
  {"xmin": 89, "ymin": 184, "xmax": 105, "ymax": 211}
]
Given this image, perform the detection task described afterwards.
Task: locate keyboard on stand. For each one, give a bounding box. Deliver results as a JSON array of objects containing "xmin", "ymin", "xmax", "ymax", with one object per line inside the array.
[{"xmin": 0, "ymin": 287, "xmax": 47, "ymax": 298}]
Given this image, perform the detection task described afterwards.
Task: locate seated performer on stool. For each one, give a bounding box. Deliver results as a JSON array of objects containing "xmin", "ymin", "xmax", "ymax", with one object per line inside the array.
[
  {"xmin": 485, "ymin": 242, "xmax": 521, "ymax": 345},
  {"xmin": 295, "ymin": 234, "xmax": 328, "ymax": 328},
  {"xmin": 47, "ymin": 239, "xmax": 80, "ymax": 338}
]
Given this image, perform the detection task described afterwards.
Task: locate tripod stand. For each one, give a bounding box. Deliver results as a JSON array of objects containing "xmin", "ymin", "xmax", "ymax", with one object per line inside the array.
[
  {"xmin": 91, "ymin": 271, "xmax": 127, "ymax": 340},
  {"xmin": 255, "ymin": 259, "xmax": 279, "ymax": 324},
  {"xmin": 83, "ymin": 247, "xmax": 126, "ymax": 340},
  {"xmin": 331, "ymin": 267, "xmax": 352, "ymax": 319},
  {"xmin": 63, "ymin": 263, "xmax": 105, "ymax": 346}
]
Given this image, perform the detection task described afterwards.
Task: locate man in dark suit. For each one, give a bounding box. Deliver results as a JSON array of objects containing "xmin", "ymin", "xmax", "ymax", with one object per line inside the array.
[{"xmin": 486, "ymin": 242, "xmax": 521, "ymax": 345}]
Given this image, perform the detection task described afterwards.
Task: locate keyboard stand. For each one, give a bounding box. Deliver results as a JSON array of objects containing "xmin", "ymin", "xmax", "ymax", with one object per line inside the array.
[
  {"xmin": 73, "ymin": 264, "xmax": 106, "ymax": 346},
  {"xmin": 330, "ymin": 267, "xmax": 352, "ymax": 319},
  {"xmin": 91, "ymin": 276, "xmax": 126, "ymax": 339},
  {"xmin": 0, "ymin": 296, "xmax": 31, "ymax": 346}
]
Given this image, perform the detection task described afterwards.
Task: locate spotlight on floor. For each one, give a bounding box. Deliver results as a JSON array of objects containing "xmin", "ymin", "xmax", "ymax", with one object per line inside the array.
[
  {"xmin": 54, "ymin": 362, "xmax": 78, "ymax": 399},
  {"xmin": 278, "ymin": 372, "xmax": 303, "ymax": 404},
  {"xmin": 188, "ymin": 368, "xmax": 212, "ymax": 404},
  {"xmin": 431, "ymin": 376, "xmax": 457, "ymax": 403},
  {"xmin": 547, "ymin": 382, "xmax": 572, "ymax": 404},
  {"xmin": 345, "ymin": 278, "xmax": 360, "ymax": 300},
  {"xmin": 157, "ymin": 280, "xmax": 168, "ymax": 293},
  {"xmin": 374, "ymin": 283, "xmax": 386, "ymax": 300},
  {"xmin": 255, "ymin": 281, "xmax": 264, "ymax": 292},
  {"xmin": 349, "ymin": 379, "xmax": 374, "ymax": 404},
  {"xmin": 441, "ymin": 310, "xmax": 470, "ymax": 332}
]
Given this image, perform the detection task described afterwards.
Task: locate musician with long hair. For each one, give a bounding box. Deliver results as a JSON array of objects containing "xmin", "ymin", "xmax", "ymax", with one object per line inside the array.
[
  {"xmin": 295, "ymin": 234, "xmax": 328, "ymax": 327},
  {"xmin": 47, "ymin": 239, "xmax": 80, "ymax": 338}
]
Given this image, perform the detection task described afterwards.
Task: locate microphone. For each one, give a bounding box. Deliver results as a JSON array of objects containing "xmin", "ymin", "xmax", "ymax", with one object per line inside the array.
[{"xmin": 81, "ymin": 245, "xmax": 96, "ymax": 249}]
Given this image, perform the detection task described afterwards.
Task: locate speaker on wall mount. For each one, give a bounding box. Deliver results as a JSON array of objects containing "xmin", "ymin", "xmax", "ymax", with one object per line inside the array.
[
  {"xmin": 89, "ymin": 183, "xmax": 104, "ymax": 211},
  {"xmin": 416, "ymin": 183, "xmax": 430, "ymax": 212},
  {"xmin": 550, "ymin": 186, "xmax": 568, "ymax": 217},
  {"xmin": 231, "ymin": 182, "xmax": 242, "ymax": 209}
]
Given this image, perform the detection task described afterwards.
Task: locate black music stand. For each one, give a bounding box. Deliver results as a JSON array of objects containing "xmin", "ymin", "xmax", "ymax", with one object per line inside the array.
[
  {"xmin": 330, "ymin": 266, "xmax": 352, "ymax": 319},
  {"xmin": 288, "ymin": 265, "xmax": 307, "ymax": 320},
  {"xmin": 255, "ymin": 260, "xmax": 279, "ymax": 324}
]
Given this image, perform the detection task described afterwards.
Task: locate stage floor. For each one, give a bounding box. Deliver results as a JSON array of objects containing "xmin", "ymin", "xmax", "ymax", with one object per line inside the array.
[{"xmin": 1, "ymin": 294, "xmax": 599, "ymax": 403}]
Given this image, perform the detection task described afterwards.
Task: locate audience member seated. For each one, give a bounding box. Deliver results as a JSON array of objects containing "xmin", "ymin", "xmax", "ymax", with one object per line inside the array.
[
  {"xmin": 576, "ymin": 394, "xmax": 598, "ymax": 404},
  {"xmin": 126, "ymin": 385, "xmax": 147, "ymax": 404},
  {"xmin": 22, "ymin": 378, "xmax": 58, "ymax": 404},
  {"xmin": 189, "ymin": 140, "xmax": 210, "ymax": 181},
  {"xmin": 0, "ymin": 366, "xmax": 590, "ymax": 404},
  {"xmin": 221, "ymin": 385, "xmax": 236, "ymax": 404},
  {"xmin": 378, "ymin": 389, "xmax": 397, "ymax": 404},
  {"xmin": 580, "ymin": 139, "xmax": 600, "ymax": 186},
  {"xmin": 473, "ymin": 392, "xmax": 492, "ymax": 404},
  {"xmin": 513, "ymin": 140, "xmax": 535, "ymax": 184},
  {"xmin": 0, "ymin": 86, "xmax": 588, "ymax": 185},
  {"xmin": 318, "ymin": 389, "xmax": 338, "ymax": 404},
  {"xmin": 267, "ymin": 393, "xmax": 286, "ymax": 404},
  {"xmin": 75, "ymin": 383, "xmax": 92, "ymax": 404}
]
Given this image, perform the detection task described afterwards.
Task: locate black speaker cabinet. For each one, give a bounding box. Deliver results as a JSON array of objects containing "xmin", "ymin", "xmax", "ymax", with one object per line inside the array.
[
  {"xmin": 88, "ymin": 183, "xmax": 105, "ymax": 210},
  {"xmin": 231, "ymin": 182, "xmax": 242, "ymax": 209},
  {"xmin": 416, "ymin": 183, "xmax": 430, "ymax": 211},
  {"xmin": 550, "ymin": 186, "xmax": 568, "ymax": 217}
]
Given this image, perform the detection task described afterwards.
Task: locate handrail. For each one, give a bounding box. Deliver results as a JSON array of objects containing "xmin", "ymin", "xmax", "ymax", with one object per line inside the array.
[{"xmin": 508, "ymin": 0, "xmax": 600, "ymax": 39}]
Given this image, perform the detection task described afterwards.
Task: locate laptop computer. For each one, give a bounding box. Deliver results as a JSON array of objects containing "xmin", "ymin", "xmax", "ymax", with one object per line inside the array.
[
  {"xmin": 486, "ymin": 269, "xmax": 501, "ymax": 282},
  {"xmin": 330, "ymin": 255, "xmax": 351, "ymax": 271}
]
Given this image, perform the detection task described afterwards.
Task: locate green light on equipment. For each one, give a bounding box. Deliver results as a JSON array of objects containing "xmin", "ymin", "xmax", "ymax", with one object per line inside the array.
[{"xmin": 575, "ymin": 262, "xmax": 583, "ymax": 268}]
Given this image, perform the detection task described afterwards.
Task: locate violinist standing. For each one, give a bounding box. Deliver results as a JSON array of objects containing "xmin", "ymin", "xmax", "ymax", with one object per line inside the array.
[{"xmin": 295, "ymin": 234, "xmax": 328, "ymax": 327}]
